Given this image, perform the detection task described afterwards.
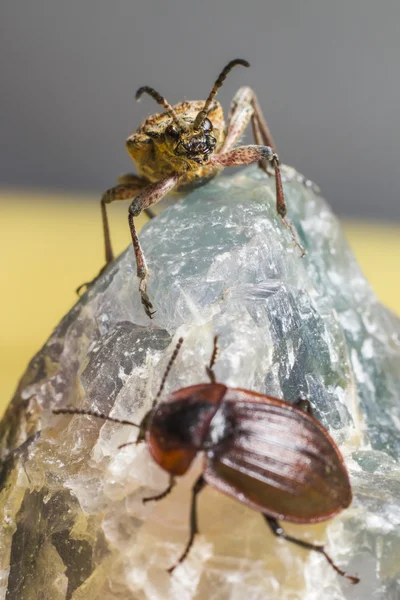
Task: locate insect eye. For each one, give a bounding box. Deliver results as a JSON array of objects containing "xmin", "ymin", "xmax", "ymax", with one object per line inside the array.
[
  {"xmin": 202, "ymin": 118, "xmax": 213, "ymax": 132},
  {"xmin": 165, "ymin": 124, "xmax": 180, "ymax": 140}
]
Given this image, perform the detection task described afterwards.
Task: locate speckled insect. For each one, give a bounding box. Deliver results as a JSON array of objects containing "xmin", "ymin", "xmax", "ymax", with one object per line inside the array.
[
  {"xmin": 78, "ymin": 59, "xmax": 305, "ymax": 318},
  {"xmin": 54, "ymin": 336, "xmax": 359, "ymax": 583}
]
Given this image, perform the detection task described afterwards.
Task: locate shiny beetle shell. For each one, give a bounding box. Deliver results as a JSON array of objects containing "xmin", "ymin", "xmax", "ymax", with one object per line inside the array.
[{"xmin": 147, "ymin": 383, "xmax": 352, "ymax": 523}]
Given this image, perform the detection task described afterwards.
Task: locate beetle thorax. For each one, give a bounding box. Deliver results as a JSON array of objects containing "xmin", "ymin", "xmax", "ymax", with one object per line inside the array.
[{"xmin": 146, "ymin": 383, "xmax": 227, "ymax": 476}]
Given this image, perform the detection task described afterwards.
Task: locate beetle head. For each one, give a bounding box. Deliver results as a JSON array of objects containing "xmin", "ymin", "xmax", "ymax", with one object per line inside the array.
[
  {"xmin": 135, "ymin": 89, "xmax": 219, "ymax": 167},
  {"xmin": 165, "ymin": 116, "xmax": 217, "ymax": 165},
  {"xmin": 135, "ymin": 59, "xmax": 249, "ymax": 167}
]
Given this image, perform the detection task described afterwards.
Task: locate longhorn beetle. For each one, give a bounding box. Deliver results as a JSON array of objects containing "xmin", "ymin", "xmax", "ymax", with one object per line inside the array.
[
  {"xmin": 78, "ymin": 59, "xmax": 307, "ymax": 318},
  {"xmin": 54, "ymin": 337, "xmax": 359, "ymax": 584}
]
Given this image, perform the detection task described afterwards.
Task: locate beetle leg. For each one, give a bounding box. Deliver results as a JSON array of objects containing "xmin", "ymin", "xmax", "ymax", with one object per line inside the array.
[
  {"xmin": 210, "ymin": 146, "xmax": 305, "ymax": 257},
  {"xmin": 128, "ymin": 173, "xmax": 180, "ymax": 318},
  {"xmin": 222, "ymin": 86, "xmax": 277, "ymax": 156},
  {"xmin": 117, "ymin": 172, "xmax": 144, "ymax": 185},
  {"xmin": 118, "ymin": 173, "xmax": 156, "ymax": 219},
  {"xmin": 76, "ymin": 177, "xmax": 148, "ymax": 294},
  {"xmin": 264, "ymin": 516, "xmax": 359, "ymax": 584},
  {"xmin": 168, "ymin": 475, "xmax": 207, "ymax": 573},
  {"xmin": 294, "ymin": 395, "xmax": 313, "ymax": 415},
  {"xmin": 250, "ymin": 92, "xmax": 320, "ymax": 194},
  {"xmin": 102, "ymin": 178, "xmax": 147, "ymax": 265},
  {"xmin": 222, "ymin": 86, "xmax": 275, "ymax": 177},
  {"xmin": 224, "ymin": 86, "xmax": 320, "ymax": 194},
  {"xmin": 143, "ymin": 475, "xmax": 176, "ymax": 504},
  {"xmin": 221, "ymin": 87, "xmax": 306, "ymax": 255},
  {"xmin": 144, "ymin": 208, "xmax": 157, "ymax": 219}
]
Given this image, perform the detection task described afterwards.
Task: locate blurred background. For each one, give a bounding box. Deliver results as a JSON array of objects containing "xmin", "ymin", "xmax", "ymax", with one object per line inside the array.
[{"xmin": 1, "ymin": 0, "xmax": 399, "ymax": 412}]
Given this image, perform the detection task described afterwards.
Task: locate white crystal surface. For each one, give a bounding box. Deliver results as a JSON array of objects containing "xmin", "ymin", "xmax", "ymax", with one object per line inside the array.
[{"xmin": 1, "ymin": 166, "xmax": 399, "ymax": 599}]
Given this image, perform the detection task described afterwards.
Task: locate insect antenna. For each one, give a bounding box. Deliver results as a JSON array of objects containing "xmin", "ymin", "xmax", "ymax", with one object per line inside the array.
[
  {"xmin": 135, "ymin": 86, "xmax": 183, "ymax": 128},
  {"xmin": 152, "ymin": 337, "xmax": 184, "ymax": 408},
  {"xmin": 52, "ymin": 408, "xmax": 141, "ymax": 428},
  {"xmin": 194, "ymin": 59, "xmax": 250, "ymax": 130},
  {"xmin": 119, "ymin": 338, "xmax": 184, "ymax": 449},
  {"xmin": 206, "ymin": 335, "xmax": 219, "ymax": 383}
]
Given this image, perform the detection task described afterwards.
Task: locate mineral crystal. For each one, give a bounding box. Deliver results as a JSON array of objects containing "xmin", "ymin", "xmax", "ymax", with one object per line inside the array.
[{"xmin": 1, "ymin": 166, "xmax": 399, "ymax": 599}]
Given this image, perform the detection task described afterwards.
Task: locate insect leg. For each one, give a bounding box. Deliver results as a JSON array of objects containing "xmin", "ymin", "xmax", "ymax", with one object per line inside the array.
[
  {"xmin": 118, "ymin": 173, "xmax": 146, "ymax": 185},
  {"xmin": 211, "ymin": 146, "xmax": 305, "ymax": 257},
  {"xmin": 222, "ymin": 86, "xmax": 276, "ymax": 154},
  {"xmin": 128, "ymin": 173, "xmax": 180, "ymax": 318},
  {"xmin": 294, "ymin": 395, "xmax": 313, "ymax": 415},
  {"xmin": 245, "ymin": 89, "xmax": 320, "ymax": 194},
  {"xmin": 221, "ymin": 87, "xmax": 255, "ymax": 152},
  {"xmin": 264, "ymin": 516, "xmax": 359, "ymax": 584},
  {"xmin": 222, "ymin": 87, "xmax": 306, "ymax": 255},
  {"xmin": 102, "ymin": 178, "xmax": 148, "ymax": 264},
  {"xmin": 144, "ymin": 208, "xmax": 157, "ymax": 219},
  {"xmin": 77, "ymin": 178, "xmax": 147, "ymax": 294},
  {"xmin": 143, "ymin": 475, "xmax": 176, "ymax": 503},
  {"xmin": 168, "ymin": 475, "xmax": 207, "ymax": 573},
  {"xmin": 118, "ymin": 174, "xmax": 156, "ymax": 219},
  {"xmin": 249, "ymin": 94, "xmax": 276, "ymax": 176}
]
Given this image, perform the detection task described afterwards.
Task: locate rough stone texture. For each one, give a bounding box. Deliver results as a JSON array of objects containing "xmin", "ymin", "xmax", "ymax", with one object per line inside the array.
[{"xmin": 1, "ymin": 166, "xmax": 399, "ymax": 600}]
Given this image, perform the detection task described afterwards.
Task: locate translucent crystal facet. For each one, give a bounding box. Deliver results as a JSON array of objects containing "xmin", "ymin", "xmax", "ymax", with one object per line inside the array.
[{"xmin": 1, "ymin": 166, "xmax": 399, "ymax": 599}]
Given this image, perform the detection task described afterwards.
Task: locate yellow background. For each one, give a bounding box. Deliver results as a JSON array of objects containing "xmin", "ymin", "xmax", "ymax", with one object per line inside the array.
[{"xmin": 1, "ymin": 190, "xmax": 399, "ymax": 416}]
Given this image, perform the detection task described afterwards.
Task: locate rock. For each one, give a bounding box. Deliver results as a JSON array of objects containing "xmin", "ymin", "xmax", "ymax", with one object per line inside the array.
[{"xmin": 1, "ymin": 166, "xmax": 399, "ymax": 600}]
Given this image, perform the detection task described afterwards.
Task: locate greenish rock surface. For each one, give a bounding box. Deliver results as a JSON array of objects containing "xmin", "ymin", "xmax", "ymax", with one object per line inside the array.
[{"xmin": 1, "ymin": 166, "xmax": 399, "ymax": 599}]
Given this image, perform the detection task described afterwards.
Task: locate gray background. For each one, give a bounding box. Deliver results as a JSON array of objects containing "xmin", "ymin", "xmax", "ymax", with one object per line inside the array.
[{"xmin": 1, "ymin": 0, "xmax": 399, "ymax": 220}]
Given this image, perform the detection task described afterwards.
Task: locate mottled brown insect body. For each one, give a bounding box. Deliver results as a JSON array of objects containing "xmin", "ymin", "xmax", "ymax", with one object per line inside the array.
[
  {"xmin": 54, "ymin": 337, "xmax": 359, "ymax": 584},
  {"xmin": 128, "ymin": 101, "xmax": 225, "ymax": 188},
  {"xmin": 78, "ymin": 59, "xmax": 307, "ymax": 318}
]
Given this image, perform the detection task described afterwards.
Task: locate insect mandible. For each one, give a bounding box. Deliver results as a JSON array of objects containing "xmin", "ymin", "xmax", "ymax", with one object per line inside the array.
[
  {"xmin": 78, "ymin": 59, "xmax": 306, "ymax": 318},
  {"xmin": 54, "ymin": 336, "xmax": 359, "ymax": 584}
]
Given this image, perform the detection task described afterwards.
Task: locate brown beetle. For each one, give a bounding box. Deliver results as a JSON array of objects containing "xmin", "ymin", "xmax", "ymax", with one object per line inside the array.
[{"xmin": 54, "ymin": 337, "xmax": 359, "ymax": 584}]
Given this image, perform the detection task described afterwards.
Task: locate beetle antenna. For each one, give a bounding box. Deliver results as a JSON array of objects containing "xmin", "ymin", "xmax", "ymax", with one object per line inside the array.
[
  {"xmin": 194, "ymin": 59, "xmax": 250, "ymax": 130},
  {"xmin": 53, "ymin": 408, "xmax": 140, "ymax": 428},
  {"xmin": 206, "ymin": 335, "xmax": 219, "ymax": 383},
  {"xmin": 135, "ymin": 86, "xmax": 184, "ymax": 128},
  {"xmin": 153, "ymin": 337, "xmax": 184, "ymax": 407}
]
